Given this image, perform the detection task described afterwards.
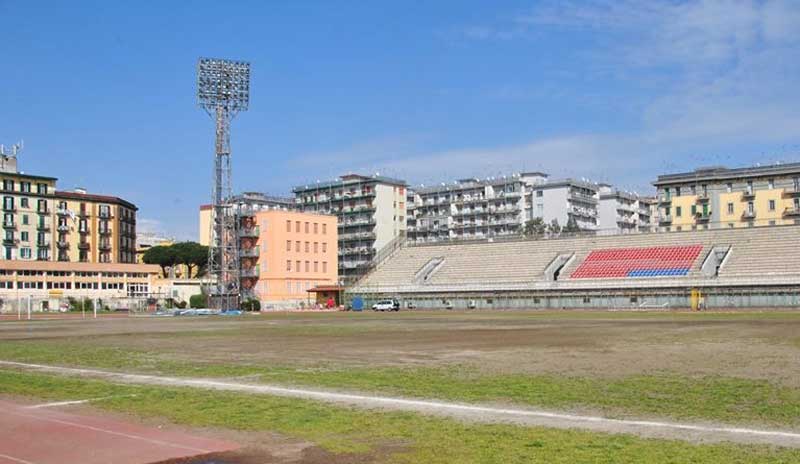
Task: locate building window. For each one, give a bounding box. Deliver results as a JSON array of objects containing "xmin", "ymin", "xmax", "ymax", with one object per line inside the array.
[
  {"xmin": 286, "ymin": 240, "xmax": 291, "ymax": 251},
  {"xmin": 20, "ymin": 247, "xmax": 31, "ymax": 259},
  {"xmin": 314, "ymin": 242, "xmax": 318, "ymax": 253},
  {"xmin": 748, "ymin": 201, "xmax": 754, "ymax": 213},
  {"xmin": 676, "ymin": 187, "xmax": 681, "ymax": 196},
  {"xmin": 295, "ymin": 241, "xmax": 300, "ymax": 252},
  {"xmin": 691, "ymin": 205, "xmax": 696, "ymax": 215},
  {"xmin": 304, "ymin": 241, "xmax": 309, "ymax": 252},
  {"xmin": 20, "ymin": 182, "xmax": 30, "ymax": 193},
  {"xmin": 676, "ymin": 206, "xmax": 682, "ymax": 217},
  {"xmin": 322, "ymin": 242, "xmax": 327, "ymax": 253},
  {"xmin": 20, "ymin": 198, "xmax": 28, "ymax": 208},
  {"xmin": 286, "ymin": 220, "xmax": 291, "ymax": 232},
  {"xmin": 314, "ymin": 223, "xmax": 318, "ymax": 233},
  {"xmin": 296, "ymin": 260, "xmax": 300, "ymax": 271},
  {"xmin": 768, "ymin": 179, "xmax": 774, "ymax": 190},
  {"xmin": 304, "ymin": 222, "xmax": 309, "ymax": 233},
  {"xmin": 322, "ymin": 224, "xmax": 327, "ymax": 234},
  {"xmin": 727, "ymin": 203, "xmax": 734, "ymax": 214},
  {"xmin": 322, "ymin": 261, "xmax": 327, "ymax": 273},
  {"xmin": 305, "ymin": 261, "xmax": 309, "ymax": 272},
  {"xmin": 286, "ymin": 260, "xmax": 291, "ymax": 271},
  {"xmin": 295, "ymin": 221, "xmax": 300, "ymax": 232},
  {"xmin": 769, "ymin": 200, "xmax": 776, "ymax": 211},
  {"xmin": 314, "ymin": 261, "xmax": 318, "ymax": 272},
  {"xmin": 726, "ymin": 183, "xmax": 732, "ymax": 193},
  {"xmin": 536, "ymin": 190, "xmax": 543, "ymax": 197},
  {"xmin": 20, "ymin": 231, "xmax": 28, "ymax": 242}
]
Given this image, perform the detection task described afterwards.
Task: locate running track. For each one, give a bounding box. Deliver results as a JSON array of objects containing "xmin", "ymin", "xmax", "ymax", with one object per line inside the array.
[{"xmin": 0, "ymin": 399, "xmax": 237, "ymax": 464}]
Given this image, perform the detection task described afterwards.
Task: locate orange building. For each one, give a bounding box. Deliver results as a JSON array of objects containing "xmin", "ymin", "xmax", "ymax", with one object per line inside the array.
[{"xmin": 239, "ymin": 210, "xmax": 338, "ymax": 309}]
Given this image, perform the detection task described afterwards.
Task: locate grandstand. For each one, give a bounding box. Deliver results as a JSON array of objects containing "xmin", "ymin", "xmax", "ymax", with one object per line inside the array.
[{"xmin": 348, "ymin": 225, "xmax": 800, "ymax": 310}]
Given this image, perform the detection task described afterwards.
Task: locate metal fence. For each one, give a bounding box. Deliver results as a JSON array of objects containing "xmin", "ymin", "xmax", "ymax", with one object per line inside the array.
[{"xmin": 0, "ymin": 294, "xmax": 175, "ymax": 319}]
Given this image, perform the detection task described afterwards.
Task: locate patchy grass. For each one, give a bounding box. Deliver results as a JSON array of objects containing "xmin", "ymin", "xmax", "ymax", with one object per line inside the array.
[
  {"xmin": 1, "ymin": 341, "xmax": 799, "ymax": 427},
  {"xmin": 1, "ymin": 369, "xmax": 799, "ymax": 464}
]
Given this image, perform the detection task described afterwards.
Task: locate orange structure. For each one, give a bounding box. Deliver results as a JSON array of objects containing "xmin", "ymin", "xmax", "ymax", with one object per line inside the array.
[{"xmin": 239, "ymin": 210, "xmax": 338, "ymax": 309}]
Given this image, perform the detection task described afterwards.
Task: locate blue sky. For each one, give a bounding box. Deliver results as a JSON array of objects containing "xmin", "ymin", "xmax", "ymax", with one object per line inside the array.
[{"xmin": 2, "ymin": 0, "xmax": 799, "ymax": 239}]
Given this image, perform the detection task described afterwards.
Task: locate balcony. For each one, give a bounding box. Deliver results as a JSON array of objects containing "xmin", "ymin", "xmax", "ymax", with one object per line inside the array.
[
  {"xmin": 658, "ymin": 196, "xmax": 672, "ymax": 205},
  {"xmin": 783, "ymin": 186, "xmax": 800, "ymax": 198},
  {"xmin": 98, "ymin": 242, "xmax": 112, "ymax": 251},
  {"xmin": 239, "ymin": 246, "xmax": 259, "ymax": 257},
  {"xmin": 340, "ymin": 231, "xmax": 376, "ymax": 241},
  {"xmin": 695, "ymin": 212, "xmax": 711, "ymax": 223},
  {"xmin": 57, "ymin": 240, "xmax": 69, "ymax": 249},
  {"xmin": 78, "ymin": 210, "xmax": 89, "ymax": 218},
  {"xmin": 78, "ymin": 228, "xmax": 89, "ymax": 234},
  {"xmin": 659, "ymin": 215, "xmax": 673, "ymax": 224},
  {"xmin": 695, "ymin": 193, "xmax": 710, "ymax": 203},
  {"xmin": 98, "ymin": 210, "xmax": 113, "ymax": 219},
  {"xmin": 37, "ymin": 241, "xmax": 50, "ymax": 248},
  {"xmin": 99, "ymin": 228, "xmax": 112, "ymax": 235},
  {"xmin": 741, "ymin": 190, "xmax": 756, "ymax": 201},
  {"xmin": 241, "ymin": 266, "xmax": 260, "ymax": 278},
  {"xmin": 57, "ymin": 208, "xmax": 70, "ymax": 216},
  {"xmin": 741, "ymin": 210, "xmax": 756, "ymax": 220},
  {"xmin": 783, "ymin": 207, "xmax": 800, "ymax": 218},
  {"xmin": 37, "ymin": 207, "xmax": 49, "ymax": 214},
  {"xmin": 238, "ymin": 226, "xmax": 260, "ymax": 238},
  {"xmin": 2, "ymin": 221, "xmax": 15, "ymax": 229},
  {"xmin": 37, "ymin": 222, "xmax": 51, "ymax": 231},
  {"xmin": 2, "ymin": 238, "xmax": 18, "ymax": 246},
  {"xmin": 78, "ymin": 242, "xmax": 90, "ymax": 250},
  {"xmin": 569, "ymin": 191, "xmax": 598, "ymax": 204},
  {"xmin": 57, "ymin": 224, "xmax": 69, "ymax": 232}
]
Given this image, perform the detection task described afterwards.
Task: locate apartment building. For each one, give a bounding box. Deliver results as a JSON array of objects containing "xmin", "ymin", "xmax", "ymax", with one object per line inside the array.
[
  {"xmin": 407, "ymin": 174, "xmax": 532, "ymax": 243},
  {"xmin": 527, "ymin": 177, "xmax": 600, "ymax": 232},
  {"xmin": 653, "ymin": 163, "xmax": 800, "ymax": 231},
  {"xmin": 293, "ymin": 174, "xmax": 407, "ymax": 283},
  {"xmin": 597, "ymin": 185, "xmax": 655, "ymax": 234},
  {"xmin": 198, "ymin": 192, "xmax": 294, "ymax": 247},
  {"xmin": 54, "ymin": 190, "xmax": 137, "ymax": 264},
  {"xmin": 1, "ymin": 172, "xmax": 57, "ymax": 261},
  {"xmin": 238, "ymin": 210, "xmax": 337, "ymax": 308}
]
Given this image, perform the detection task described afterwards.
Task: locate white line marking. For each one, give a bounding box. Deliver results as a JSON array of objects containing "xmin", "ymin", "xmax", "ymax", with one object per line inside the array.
[
  {"xmin": 2, "ymin": 359, "xmax": 799, "ymax": 445},
  {"xmin": 4, "ymin": 408, "xmax": 212, "ymax": 454},
  {"xmin": 0, "ymin": 454, "xmax": 37, "ymax": 464},
  {"xmin": 26, "ymin": 395, "xmax": 137, "ymax": 409}
]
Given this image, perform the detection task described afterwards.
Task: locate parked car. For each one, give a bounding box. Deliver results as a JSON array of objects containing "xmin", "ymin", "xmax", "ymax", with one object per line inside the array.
[{"xmin": 372, "ymin": 299, "xmax": 400, "ymax": 311}]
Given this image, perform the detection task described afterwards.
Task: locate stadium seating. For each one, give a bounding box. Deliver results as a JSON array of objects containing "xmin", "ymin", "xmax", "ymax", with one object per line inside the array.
[
  {"xmin": 570, "ymin": 245, "xmax": 704, "ymax": 279},
  {"xmin": 354, "ymin": 225, "xmax": 800, "ymax": 291}
]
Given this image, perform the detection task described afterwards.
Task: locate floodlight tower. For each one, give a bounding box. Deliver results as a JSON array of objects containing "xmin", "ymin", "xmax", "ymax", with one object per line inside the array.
[{"xmin": 197, "ymin": 58, "xmax": 250, "ymax": 309}]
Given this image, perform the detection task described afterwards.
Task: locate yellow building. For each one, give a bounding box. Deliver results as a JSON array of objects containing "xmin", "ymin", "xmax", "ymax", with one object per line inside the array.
[
  {"xmin": 653, "ymin": 163, "xmax": 800, "ymax": 231},
  {"xmin": 54, "ymin": 189, "xmax": 137, "ymax": 263}
]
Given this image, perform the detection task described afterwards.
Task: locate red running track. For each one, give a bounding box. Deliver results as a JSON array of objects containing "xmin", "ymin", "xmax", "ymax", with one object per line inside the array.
[{"xmin": 0, "ymin": 399, "xmax": 237, "ymax": 464}]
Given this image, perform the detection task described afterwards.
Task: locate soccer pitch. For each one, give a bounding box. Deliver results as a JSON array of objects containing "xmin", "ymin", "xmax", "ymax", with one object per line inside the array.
[{"xmin": 1, "ymin": 310, "xmax": 800, "ymax": 463}]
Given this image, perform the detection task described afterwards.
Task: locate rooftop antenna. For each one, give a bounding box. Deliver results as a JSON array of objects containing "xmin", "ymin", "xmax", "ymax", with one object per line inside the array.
[{"xmin": 197, "ymin": 57, "xmax": 250, "ymax": 310}]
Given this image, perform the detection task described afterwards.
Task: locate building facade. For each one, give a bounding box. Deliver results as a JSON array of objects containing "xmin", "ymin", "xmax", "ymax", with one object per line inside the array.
[
  {"xmin": 198, "ymin": 192, "xmax": 294, "ymax": 247},
  {"xmin": 1, "ymin": 165, "xmax": 137, "ymax": 264},
  {"xmin": 653, "ymin": 163, "xmax": 800, "ymax": 231},
  {"xmin": 238, "ymin": 209, "xmax": 338, "ymax": 308},
  {"xmin": 407, "ymin": 174, "xmax": 532, "ymax": 243},
  {"xmin": 597, "ymin": 185, "xmax": 655, "ymax": 234},
  {"xmin": 293, "ymin": 174, "xmax": 407, "ymax": 282},
  {"xmin": 0, "ymin": 260, "xmax": 159, "ymax": 312},
  {"xmin": 527, "ymin": 177, "xmax": 600, "ymax": 232},
  {"xmin": 54, "ymin": 190, "xmax": 137, "ymax": 264}
]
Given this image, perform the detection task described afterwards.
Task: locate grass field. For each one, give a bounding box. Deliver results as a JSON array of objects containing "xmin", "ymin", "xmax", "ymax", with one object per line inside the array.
[{"xmin": 1, "ymin": 310, "xmax": 800, "ymax": 463}]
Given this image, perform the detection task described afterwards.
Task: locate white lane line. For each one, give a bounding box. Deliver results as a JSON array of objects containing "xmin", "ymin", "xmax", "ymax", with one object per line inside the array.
[
  {"xmin": 0, "ymin": 453, "xmax": 37, "ymax": 464},
  {"xmin": 26, "ymin": 395, "xmax": 137, "ymax": 409},
  {"xmin": 4, "ymin": 408, "xmax": 213, "ymax": 454},
  {"xmin": 2, "ymin": 359, "xmax": 799, "ymax": 444}
]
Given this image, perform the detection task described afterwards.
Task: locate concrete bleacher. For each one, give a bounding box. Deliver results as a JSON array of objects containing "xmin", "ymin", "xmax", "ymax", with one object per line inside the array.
[{"xmin": 354, "ymin": 225, "xmax": 800, "ymax": 293}]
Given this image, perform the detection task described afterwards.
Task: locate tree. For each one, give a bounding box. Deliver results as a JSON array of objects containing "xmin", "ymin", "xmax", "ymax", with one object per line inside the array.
[
  {"xmin": 563, "ymin": 216, "xmax": 581, "ymax": 235},
  {"xmin": 547, "ymin": 219, "xmax": 561, "ymax": 237},
  {"xmin": 172, "ymin": 242, "xmax": 209, "ymax": 278},
  {"xmin": 189, "ymin": 294, "xmax": 207, "ymax": 309},
  {"xmin": 142, "ymin": 245, "xmax": 178, "ymax": 277},
  {"xmin": 522, "ymin": 218, "xmax": 547, "ymax": 238}
]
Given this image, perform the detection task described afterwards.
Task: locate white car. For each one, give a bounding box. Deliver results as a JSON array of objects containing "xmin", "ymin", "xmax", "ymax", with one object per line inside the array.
[{"xmin": 371, "ymin": 300, "xmax": 398, "ymax": 311}]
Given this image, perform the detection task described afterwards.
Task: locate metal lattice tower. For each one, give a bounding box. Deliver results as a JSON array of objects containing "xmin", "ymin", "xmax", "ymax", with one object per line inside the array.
[{"xmin": 197, "ymin": 58, "xmax": 250, "ymax": 309}]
